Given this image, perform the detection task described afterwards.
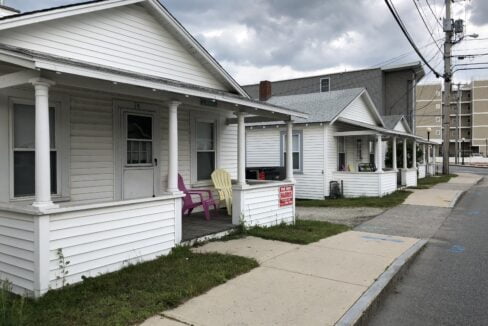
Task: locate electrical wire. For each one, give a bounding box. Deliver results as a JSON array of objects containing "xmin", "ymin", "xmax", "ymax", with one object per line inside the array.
[{"xmin": 413, "ymin": 0, "xmax": 443, "ymax": 54}]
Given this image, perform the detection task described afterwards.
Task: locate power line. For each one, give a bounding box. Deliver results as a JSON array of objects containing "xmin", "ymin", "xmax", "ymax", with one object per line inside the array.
[
  {"xmin": 425, "ymin": 0, "xmax": 443, "ymax": 29},
  {"xmin": 385, "ymin": 0, "xmax": 443, "ymax": 78},
  {"xmin": 413, "ymin": 0, "xmax": 443, "ymax": 54}
]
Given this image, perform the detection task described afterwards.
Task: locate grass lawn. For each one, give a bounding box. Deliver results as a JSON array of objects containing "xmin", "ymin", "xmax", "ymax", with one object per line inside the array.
[
  {"xmin": 412, "ymin": 174, "xmax": 457, "ymax": 189},
  {"xmin": 3, "ymin": 247, "xmax": 257, "ymax": 326},
  {"xmin": 296, "ymin": 190, "xmax": 413, "ymax": 209}
]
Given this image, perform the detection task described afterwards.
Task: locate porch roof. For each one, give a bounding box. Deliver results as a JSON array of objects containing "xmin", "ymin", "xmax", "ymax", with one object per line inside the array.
[
  {"xmin": 0, "ymin": 44, "xmax": 308, "ymax": 121},
  {"xmin": 334, "ymin": 117, "xmax": 436, "ymax": 145}
]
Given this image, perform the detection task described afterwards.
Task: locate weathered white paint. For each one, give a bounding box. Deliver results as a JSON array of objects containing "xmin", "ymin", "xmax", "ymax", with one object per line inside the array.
[
  {"xmin": 32, "ymin": 78, "xmax": 56, "ymax": 208},
  {"xmin": 392, "ymin": 136, "xmax": 397, "ymax": 171},
  {"xmin": 332, "ymin": 171, "xmax": 397, "ymax": 197},
  {"xmin": 376, "ymin": 134, "xmax": 383, "ymax": 172},
  {"xmin": 427, "ymin": 163, "xmax": 436, "ymax": 176},
  {"xmin": 339, "ymin": 95, "xmax": 378, "ymax": 126},
  {"xmin": 418, "ymin": 164, "xmax": 426, "ymax": 179},
  {"xmin": 167, "ymin": 101, "xmax": 180, "ymax": 193},
  {"xmin": 237, "ymin": 112, "xmax": 246, "ymax": 186},
  {"xmin": 393, "ymin": 121, "xmax": 408, "ymax": 133},
  {"xmin": 401, "ymin": 169, "xmax": 417, "ymax": 187},
  {"xmin": 412, "ymin": 140, "xmax": 417, "ymax": 169},
  {"xmin": 0, "ymin": 4, "xmax": 229, "ymax": 91},
  {"xmin": 232, "ymin": 181, "xmax": 294, "ymax": 227},
  {"xmin": 47, "ymin": 196, "xmax": 178, "ymax": 290},
  {"xmin": 285, "ymin": 121, "xmax": 294, "ymax": 182},
  {"xmin": 0, "ymin": 209, "xmax": 35, "ymax": 295},
  {"xmin": 0, "ymin": 70, "xmax": 39, "ymax": 89}
]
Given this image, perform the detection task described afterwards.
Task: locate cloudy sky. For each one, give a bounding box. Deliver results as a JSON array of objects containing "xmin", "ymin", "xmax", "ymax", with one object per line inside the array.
[{"xmin": 5, "ymin": 0, "xmax": 488, "ymax": 85}]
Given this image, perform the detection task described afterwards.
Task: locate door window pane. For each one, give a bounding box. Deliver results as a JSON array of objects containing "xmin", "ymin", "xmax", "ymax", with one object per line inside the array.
[
  {"xmin": 197, "ymin": 152, "xmax": 215, "ymax": 181},
  {"xmin": 126, "ymin": 115, "xmax": 153, "ymax": 165}
]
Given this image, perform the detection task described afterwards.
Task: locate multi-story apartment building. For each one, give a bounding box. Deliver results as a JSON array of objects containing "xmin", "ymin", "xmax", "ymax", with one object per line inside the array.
[
  {"xmin": 416, "ymin": 80, "xmax": 488, "ymax": 156},
  {"xmin": 243, "ymin": 62, "xmax": 424, "ymax": 128}
]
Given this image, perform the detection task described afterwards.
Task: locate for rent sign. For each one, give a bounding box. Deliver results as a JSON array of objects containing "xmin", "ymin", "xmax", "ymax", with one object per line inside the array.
[{"xmin": 279, "ymin": 185, "xmax": 293, "ymax": 207}]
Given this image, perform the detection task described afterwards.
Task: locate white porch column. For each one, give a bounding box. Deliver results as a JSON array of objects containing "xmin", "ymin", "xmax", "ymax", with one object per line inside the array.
[
  {"xmin": 167, "ymin": 101, "xmax": 181, "ymax": 193},
  {"xmin": 412, "ymin": 140, "xmax": 417, "ymax": 169},
  {"xmin": 423, "ymin": 144, "xmax": 426, "ymax": 164},
  {"xmin": 376, "ymin": 134, "xmax": 383, "ymax": 172},
  {"xmin": 31, "ymin": 78, "xmax": 55, "ymax": 208},
  {"xmin": 392, "ymin": 136, "xmax": 397, "ymax": 171},
  {"xmin": 427, "ymin": 145, "xmax": 431, "ymax": 164},
  {"xmin": 286, "ymin": 120, "xmax": 295, "ymax": 182},
  {"xmin": 237, "ymin": 111, "xmax": 247, "ymax": 186},
  {"xmin": 403, "ymin": 139, "xmax": 408, "ymax": 169}
]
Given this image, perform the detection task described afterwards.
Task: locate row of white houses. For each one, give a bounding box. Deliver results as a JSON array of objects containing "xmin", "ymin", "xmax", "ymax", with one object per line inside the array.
[
  {"xmin": 246, "ymin": 88, "xmax": 439, "ymax": 199},
  {"xmin": 0, "ymin": 0, "xmax": 437, "ymax": 297}
]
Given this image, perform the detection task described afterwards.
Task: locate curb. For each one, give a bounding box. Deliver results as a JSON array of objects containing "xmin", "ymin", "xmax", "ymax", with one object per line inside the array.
[
  {"xmin": 335, "ymin": 239, "xmax": 428, "ymax": 326},
  {"xmin": 449, "ymin": 190, "xmax": 465, "ymax": 208},
  {"xmin": 450, "ymin": 164, "xmax": 488, "ymax": 169}
]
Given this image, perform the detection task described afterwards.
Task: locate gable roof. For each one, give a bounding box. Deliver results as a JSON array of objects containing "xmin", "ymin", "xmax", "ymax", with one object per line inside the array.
[
  {"xmin": 265, "ymin": 88, "xmax": 384, "ymax": 127},
  {"xmin": 0, "ymin": 0, "xmax": 249, "ymax": 97},
  {"xmin": 382, "ymin": 115, "xmax": 412, "ymax": 134}
]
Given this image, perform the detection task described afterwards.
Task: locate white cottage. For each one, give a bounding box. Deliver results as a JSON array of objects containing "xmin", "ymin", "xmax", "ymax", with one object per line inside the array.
[
  {"xmin": 246, "ymin": 87, "xmax": 439, "ymax": 199},
  {"xmin": 0, "ymin": 0, "xmax": 307, "ymax": 297}
]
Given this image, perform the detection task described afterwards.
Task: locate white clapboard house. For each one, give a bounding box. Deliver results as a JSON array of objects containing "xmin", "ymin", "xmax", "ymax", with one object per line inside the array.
[
  {"xmin": 0, "ymin": 0, "xmax": 307, "ymax": 297},
  {"xmin": 246, "ymin": 84, "xmax": 440, "ymax": 199}
]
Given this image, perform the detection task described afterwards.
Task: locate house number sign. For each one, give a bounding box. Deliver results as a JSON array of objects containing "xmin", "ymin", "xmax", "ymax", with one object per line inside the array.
[{"xmin": 279, "ymin": 185, "xmax": 294, "ymax": 207}]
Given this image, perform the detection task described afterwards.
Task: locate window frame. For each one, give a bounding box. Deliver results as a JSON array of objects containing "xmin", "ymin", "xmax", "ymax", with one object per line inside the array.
[
  {"xmin": 8, "ymin": 97, "xmax": 69, "ymax": 201},
  {"xmin": 280, "ymin": 130, "xmax": 303, "ymax": 174},
  {"xmin": 190, "ymin": 113, "xmax": 219, "ymax": 185},
  {"xmin": 320, "ymin": 77, "xmax": 330, "ymax": 93},
  {"xmin": 337, "ymin": 136, "xmax": 346, "ymax": 171},
  {"xmin": 124, "ymin": 112, "xmax": 154, "ymax": 167}
]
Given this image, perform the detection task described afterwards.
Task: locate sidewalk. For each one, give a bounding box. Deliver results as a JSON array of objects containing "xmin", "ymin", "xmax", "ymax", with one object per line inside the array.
[{"xmin": 143, "ymin": 232, "xmax": 422, "ymax": 326}]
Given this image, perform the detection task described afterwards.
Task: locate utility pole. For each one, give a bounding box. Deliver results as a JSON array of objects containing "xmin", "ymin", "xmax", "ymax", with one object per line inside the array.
[
  {"xmin": 442, "ymin": 0, "xmax": 453, "ymax": 175},
  {"xmin": 455, "ymin": 83, "xmax": 461, "ymax": 164}
]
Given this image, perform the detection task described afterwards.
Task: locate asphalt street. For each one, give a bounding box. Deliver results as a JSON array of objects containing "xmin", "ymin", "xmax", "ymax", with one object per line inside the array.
[{"xmin": 367, "ymin": 169, "xmax": 488, "ymax": 325}]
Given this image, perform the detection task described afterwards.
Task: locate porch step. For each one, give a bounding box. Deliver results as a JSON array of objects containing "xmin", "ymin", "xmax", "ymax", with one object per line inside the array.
[{"xmin": 181, "ymin": 227, "xmax": 238, "ymax": 247}]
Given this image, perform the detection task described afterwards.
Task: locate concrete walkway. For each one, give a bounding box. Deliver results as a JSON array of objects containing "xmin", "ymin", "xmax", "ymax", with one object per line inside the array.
[
  {"xmin": 143, "ymin": 232, "xmax": 421, "ymax": 326},
  {"xmin": 296, "ymin": 206, "xmax": 385, "ymax": 227}
]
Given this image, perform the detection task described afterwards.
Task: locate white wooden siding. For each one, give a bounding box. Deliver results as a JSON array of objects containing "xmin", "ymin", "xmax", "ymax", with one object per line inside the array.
[
  {"xmin": 48, "ymin": 199, "xmax": 176, "ymax": 289},
  {"xmin": 234, "ymin": 183, "xmax": 294, "ymax": 227},
  {"xmin": 339, "ymin": 96, "xmax": 378, "ymax": 126},
  {"xmin": 0, "ymin": 210, "xmax": 34, "ymax": 294},
  {"xmin": 0, "ymin": 4, "xmax": 227, "ymax": 91},
  {"xmin": 418, "ymin": 164, "xmax": 426, "ymax": 179},
  {"xmin": 394, "ymin": 121, "xmax": 408, "ymax": 133},
  {"xmin": 70, "ymin": 93, "xmax": 114, "ymax": 203},
  {"xmin": 246, "ymin": 128, "xmax": 281, "ymax": 167},
  {"xmin": 246, "ymin": 126, "xmax": 325, "ymax": 199},
  {"xmin": 379, "ymin": 172, "xmax": 397, "ymax": 195},
  {"xmin": 219, "ymin": 118, "xmax": 238, "ymax": 179},
  {"xmin": 402, "ymin": 169, "xmax": 417, "ymax": 187},
  {"xmin": 332, "ymin": 172, "xmax": 397, "ymax": 197}
]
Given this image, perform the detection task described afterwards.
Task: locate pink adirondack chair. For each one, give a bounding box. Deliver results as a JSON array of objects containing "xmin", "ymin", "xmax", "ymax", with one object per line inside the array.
[{"xmin": 178, "ymin": 174, "xmax": 219, "ymax": 221}]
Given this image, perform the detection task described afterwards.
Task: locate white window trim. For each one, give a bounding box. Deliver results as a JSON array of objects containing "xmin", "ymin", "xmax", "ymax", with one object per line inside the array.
[
  {"xmin": 337, "ymin": 136, "xmax": 346, "ymax": 171},
  {"xmin": 190, "ymin": 112, "xmax": 220, "ymax": 185},
  {"xmin": 8, "ymin": 96, "xmax": 70, "ymax": 202},
  {"xmin": 124, "ymin": 112, "xmax": 154, "ymax": 168},
  {"xmin": 280, "ymin": 130, "xmax": 303, "ymax": 173},
  {"xmin": 320, "ymin": 77, "xmax": 330, "ymax": 93}
]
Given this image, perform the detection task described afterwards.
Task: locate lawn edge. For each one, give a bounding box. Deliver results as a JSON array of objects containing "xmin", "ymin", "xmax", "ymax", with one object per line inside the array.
[{"xmin": 335, "ymin": 239, "xmax": 428, "ymax": 326}]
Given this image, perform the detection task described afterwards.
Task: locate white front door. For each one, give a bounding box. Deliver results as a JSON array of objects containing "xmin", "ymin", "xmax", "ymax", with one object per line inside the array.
[{"xmin": 121, "ymin": 106, "xmax": 160, "ymax": 200}]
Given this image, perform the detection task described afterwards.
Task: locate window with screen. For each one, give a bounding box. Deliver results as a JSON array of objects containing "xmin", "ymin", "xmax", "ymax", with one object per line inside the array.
[
  {"xmin": 320, "ymin": 78, "xmax": 330, "ymax": 92},
  {"xmin": 282, "ymin": 133, "xmax": 301, "ymax": 171},
  {"xmin": 127, "ymin": 114, "xmax": 153, "ymax": 165},
  {"xmin": 338, "ymin": 137, "xmax": 346, "ymax": 171},
  {"xmin": 13, "ymin": 103, "xmax": 57, "ymax": 197},
  {"xmin": 196, "ymin": 121, "xmax": 216, "ymax": 180},
  {"xmin": 356, "ymin": 139, "xmax": 363, "ymax": 160}
]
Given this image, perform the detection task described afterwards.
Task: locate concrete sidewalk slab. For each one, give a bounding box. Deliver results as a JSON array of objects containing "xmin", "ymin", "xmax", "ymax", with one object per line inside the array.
[
  {"xmin": 146, "ymin": 231, "xmax": 421, "ymax": 326},
  {"xmin": 448, "ymin": 174, "xmax": 482, "ymax": 185},
  {"xmin": 296, "ymin": 206, "xmax": 385, "ymax": 227},
  {"xmin": 403, "ymin": 189, "xmax": 462, "ymax": 207},
  {"xmin": 163, "ymin": 266, "xmax": 367, "ymax": 326},
  {"xmin": 311, "ymin": 231, "xmax": 418, "ymax": 260},
  {"xmin": 192, "ymin": 236, "xmax": 300, "ymax": 263},
  {"xmin": 143, "ymin": 316, "xmax": 186, "ymax": 326},
  {"xmin": 262, "ymin": 244, "xmax": 393, "ymax": 287}
]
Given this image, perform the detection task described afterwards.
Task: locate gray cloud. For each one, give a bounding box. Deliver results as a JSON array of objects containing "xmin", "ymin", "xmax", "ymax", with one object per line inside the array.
[{"xmin": 468, "ymin": 1, "xmax": 488, "ymax": 26}]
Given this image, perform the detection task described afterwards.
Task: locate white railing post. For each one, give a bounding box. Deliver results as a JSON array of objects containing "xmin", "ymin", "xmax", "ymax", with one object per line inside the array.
[
  {"xmin": 31, "ymin": 78, "xmax": 55, "ymax": 208},
  {"xmin": 376, "ymin": 134, "xmax": 383, "ymax": 172},
  {"xmin": 412, "ymin": 140, "xmax": 417, "ymax": 169},
  {"xmin": 392, "ymin": 136, "xmax": 397, "ymax": 171},
  {"xmin": 237, "ymin": 111, "xmax": 247, "ymax": 186},
  {"xmin": 403, "ymin": 138, "xmax": 408, "ymax": 169},
  {"xmin": 167, "ymin": 101, "xmax": 180, "ymax": 193},
  {"xmin": 286, "ymin": 120, "xmax": 295, "ymax": 182}
]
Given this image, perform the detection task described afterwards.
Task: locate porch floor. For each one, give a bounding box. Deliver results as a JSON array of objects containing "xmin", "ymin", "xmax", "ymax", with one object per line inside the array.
[{"xmin": 182, "ymin": 208, "xmax": 235, "ymax": 241}]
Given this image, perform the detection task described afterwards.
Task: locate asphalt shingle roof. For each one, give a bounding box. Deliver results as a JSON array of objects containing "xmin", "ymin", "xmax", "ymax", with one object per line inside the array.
[
  {"xmin": 381, "ymin": 115, "xmax": 404, "ymax": 130},
  {"xmin": 266, "ymin": 88, "xmax": 364, "ymax": 124}
]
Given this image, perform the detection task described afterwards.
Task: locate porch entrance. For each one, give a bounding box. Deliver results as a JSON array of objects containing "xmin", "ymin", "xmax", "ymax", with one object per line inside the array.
[{"xmin": 116, "ymin": 102, "xmax": 161, "ymax": 200}]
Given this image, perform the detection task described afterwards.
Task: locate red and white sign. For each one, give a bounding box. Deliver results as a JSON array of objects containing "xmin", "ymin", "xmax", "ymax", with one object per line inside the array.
[{"xmin": 279, "ymin": 185, "xmax": 294, "ymax": 207}]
